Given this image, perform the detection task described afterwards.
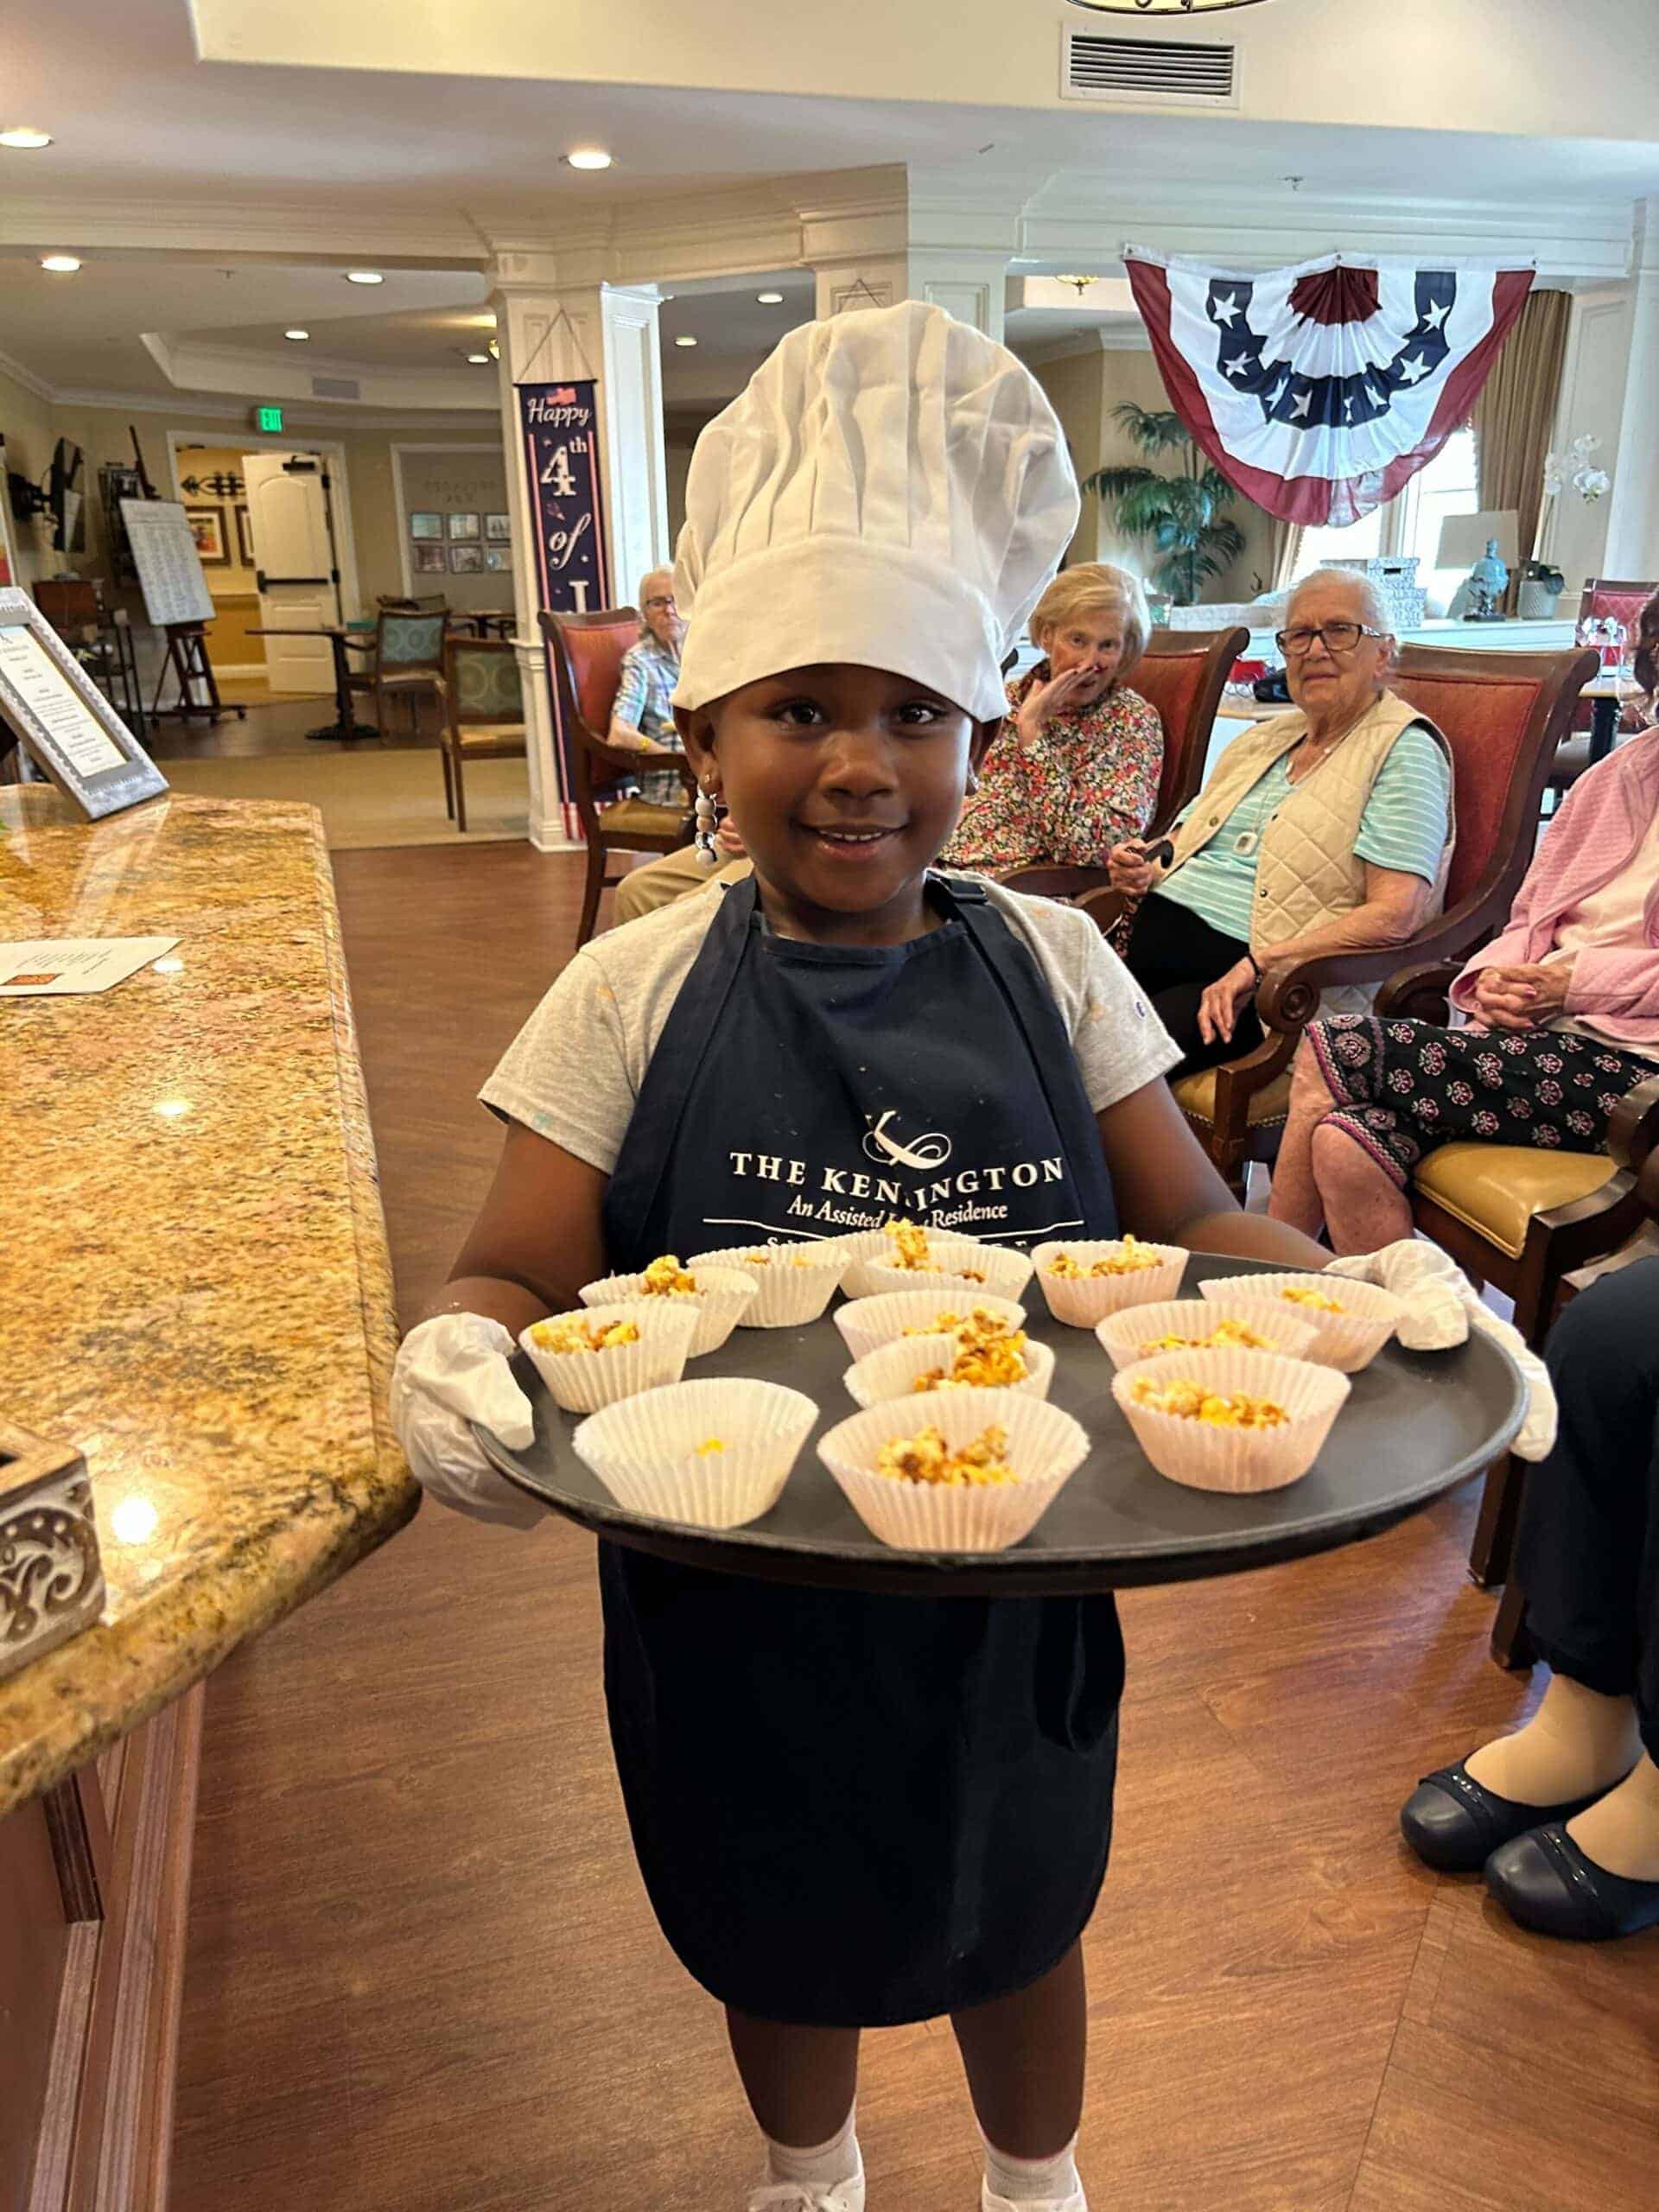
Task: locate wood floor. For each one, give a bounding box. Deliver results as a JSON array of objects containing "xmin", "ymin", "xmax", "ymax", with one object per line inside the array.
[{"xmin": 167, "ymin": 844, "xmax": 1658, "ymax": 2212}]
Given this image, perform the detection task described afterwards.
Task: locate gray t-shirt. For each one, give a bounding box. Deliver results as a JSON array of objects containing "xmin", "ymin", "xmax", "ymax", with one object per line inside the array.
[{"xmin": 481, "ymin": 874, "xmax": 1181, "ymax": 1179}]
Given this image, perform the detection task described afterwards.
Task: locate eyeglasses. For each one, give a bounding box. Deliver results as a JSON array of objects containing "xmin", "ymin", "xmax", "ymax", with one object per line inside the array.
[
  {"xmin": 645, "ymin": 595, "xmax": 677, "ymax": 612},
  {"xmin": 1274, "ymin": 621, "xmax": 1388, "ymax": 658}
]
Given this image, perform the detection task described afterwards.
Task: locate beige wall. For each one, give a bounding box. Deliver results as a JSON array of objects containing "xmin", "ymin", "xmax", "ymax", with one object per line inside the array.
[
  {"xmin": 170, "ymin": 443, "xmax": 257, "ymax": 594},
  {"xmin": 0, "ymin": 365, "xmax": 67, "ymax": 587},
  {"xmin": 35, "ymin": 404, "xmax": 504, "ymax": 619},
  {"xmin": 1033, "ymin": 344, "xmax": 1274, "ymax": 606},
  {"xmin": 389, "ymin": 442, "xmax": 512, "ymax": 613}
]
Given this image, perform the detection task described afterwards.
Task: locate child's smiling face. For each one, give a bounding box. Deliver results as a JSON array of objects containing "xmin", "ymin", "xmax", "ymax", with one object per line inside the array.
[{"xmin": 679, "ymin": 664, "xmax": 998, "ymax": 942}]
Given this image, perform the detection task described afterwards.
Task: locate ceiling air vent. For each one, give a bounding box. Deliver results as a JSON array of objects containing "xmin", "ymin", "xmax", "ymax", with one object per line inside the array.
[
  {"xmin": 310, "ymin": 374, "xmax": 361, "ymax": 401},
  {"xmin": 1061, "ymin": 29, "xmax": 1238, "ymax": 108}
]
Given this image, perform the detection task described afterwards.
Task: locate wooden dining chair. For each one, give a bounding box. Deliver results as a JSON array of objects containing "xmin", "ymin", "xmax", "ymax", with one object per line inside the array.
[
  {"xmin": 539, "ymin": 607, "xmax": 696, "ymax": 947},
  {"xmin": 997, "ymin": 626, "xmax": 1249, "ymax": 902},
  {"xmin": 345, "ymin": 607, "xmax": 449, "ymax": 735},
  {"xmin": 440, "ymin": 635, "xmax": 526, "ymax": 833},
  {"xmin": 1080, "ymin": 643, "xmax": 1599, "ymax": 1193}
]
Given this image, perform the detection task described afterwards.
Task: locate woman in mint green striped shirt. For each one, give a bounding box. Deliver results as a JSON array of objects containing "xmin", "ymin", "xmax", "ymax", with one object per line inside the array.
[{"xmin": 1111, "ymin": 570, "xmax": 1453, "ymax": 1078}]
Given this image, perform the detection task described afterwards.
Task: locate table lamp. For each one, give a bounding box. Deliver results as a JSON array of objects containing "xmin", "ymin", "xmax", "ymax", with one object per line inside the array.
[{"xmin": 1437, "ymin": 510, "xmax": 1520, "ymax": 621}]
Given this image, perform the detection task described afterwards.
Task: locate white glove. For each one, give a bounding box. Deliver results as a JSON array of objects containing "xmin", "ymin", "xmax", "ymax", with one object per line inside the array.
[
  {"xmin": 390, "ymin": 1313, "xmax": 545, "ymax": 1529},
  {"xmin": 1325, "ymin": 1240, "xmax": 1557, "ymax": 1462}
]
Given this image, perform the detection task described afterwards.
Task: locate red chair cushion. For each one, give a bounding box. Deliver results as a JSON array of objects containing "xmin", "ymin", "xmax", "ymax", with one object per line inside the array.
[
  {"xmin": 1135, "ymin": 655, "xmax": 1207, "ymax": 820},
  {"xmin": 1392, "ymin": 667, "xmax": 1546, "ymax": 911},
  {"xmin": 563, "ymin": 620, "xmax": 637, "ymax": 735}
]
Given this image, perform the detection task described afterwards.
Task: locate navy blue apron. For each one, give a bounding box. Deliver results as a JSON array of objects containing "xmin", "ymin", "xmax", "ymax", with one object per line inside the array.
[{"xmin": 599, "ymin": 873, "xmax": 1127, "ymax": 2026}]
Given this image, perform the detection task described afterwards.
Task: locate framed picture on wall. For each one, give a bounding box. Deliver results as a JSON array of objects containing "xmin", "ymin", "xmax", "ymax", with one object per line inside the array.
[
  {"xmin": 234, "ymin": 504, "xmax": 255, "ymax": 567},
  {"xmin": 412, "ymin": 542, "xmax": 448, "ymax": 575},
  {"xmin": 449, "ymin": 544, "xmax": 485, "ymax": 574},
  {"xmin": 410, "ymin": 511, "xmax": 444, "ymax": 541},
  {"xmin": 484, "ymin": 512, "xmax": 512, "ymax": 543},
  {"xmin": 484, "ymin": 547, "xmax": 512, "ymax": 574},
  {"xmin": 448, "ymin": 512, "xmax": 480, "ymax": 542},
  {"xmin": 184, "ymin": 504, "xmax": 229, "ymax": 567}
]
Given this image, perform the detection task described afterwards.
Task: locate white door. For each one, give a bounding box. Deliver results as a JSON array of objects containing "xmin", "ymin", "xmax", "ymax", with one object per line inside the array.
[{"xmin": 244, "ymin": 452, "xmax": 339, "ymax": 695}]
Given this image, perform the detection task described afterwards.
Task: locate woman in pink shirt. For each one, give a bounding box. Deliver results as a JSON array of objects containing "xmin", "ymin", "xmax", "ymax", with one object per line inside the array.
[{"xmin": 1269, "ymin": 591, "xmax": 1659, "ymax": 1251}]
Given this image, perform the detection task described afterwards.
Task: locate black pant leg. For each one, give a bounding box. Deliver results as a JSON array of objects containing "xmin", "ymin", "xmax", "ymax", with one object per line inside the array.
[
  {"xmin": 1122, "ymin": 894, "xmax": 1261, "ymax": 1076},
  {"xmin": 1516, "ymin": 1258, "xmax": 1659, "ymax": 1758}
]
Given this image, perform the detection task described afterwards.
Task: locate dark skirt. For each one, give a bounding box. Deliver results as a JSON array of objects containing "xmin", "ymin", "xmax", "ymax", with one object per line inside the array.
[
  {"xmin": 599, "ymin": 1541, "xmax": 1124, "ymax": 2027},
  {"xmin": 1518, "ymin": 1260, "xmax": 1659, "ymax": 1762},
  {"xmin": 1308, "ymin": 1014, "xmax": 1656, "ymax": 1187}
]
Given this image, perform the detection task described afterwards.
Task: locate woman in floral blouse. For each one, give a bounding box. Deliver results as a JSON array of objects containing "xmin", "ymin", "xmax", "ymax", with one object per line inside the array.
[{"xmin": 944, "ymin": 562, "xmax": 1164, "ymax": 874}]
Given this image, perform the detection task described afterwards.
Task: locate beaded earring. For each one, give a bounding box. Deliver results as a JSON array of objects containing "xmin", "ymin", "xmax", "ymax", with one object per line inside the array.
[{"xmin": 694, "ymin": 781, "xmax": 720, "ymax": 867}]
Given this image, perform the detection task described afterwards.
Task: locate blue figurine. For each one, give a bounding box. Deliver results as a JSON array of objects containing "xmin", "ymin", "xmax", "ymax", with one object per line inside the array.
[{"xmin": 1466, "ymin": 536, "xmax": 1510, "ymax": 620}]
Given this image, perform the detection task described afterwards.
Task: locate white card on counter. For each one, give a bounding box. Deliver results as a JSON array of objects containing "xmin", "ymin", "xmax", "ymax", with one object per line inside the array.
[{"xmin": 0, "ymin": 937, "xmax": 181, "ymax": 995}]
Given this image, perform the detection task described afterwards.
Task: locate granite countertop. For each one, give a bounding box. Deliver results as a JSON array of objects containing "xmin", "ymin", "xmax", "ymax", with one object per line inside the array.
[{"xmin": 0, "ymin": 787, "xmax": 417, "ymax": 1818}]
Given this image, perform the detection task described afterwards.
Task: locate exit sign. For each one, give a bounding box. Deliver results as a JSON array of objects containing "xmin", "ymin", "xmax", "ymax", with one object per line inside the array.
[{"xmin": 252, "ymin": 404, "xmax": 284, "ymax": 434}]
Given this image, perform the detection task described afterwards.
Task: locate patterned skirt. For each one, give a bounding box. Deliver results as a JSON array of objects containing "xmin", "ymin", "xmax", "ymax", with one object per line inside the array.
[{"xmin": 1307, "ymin": 1015, "xmax": 1656, "ymax": 1188}]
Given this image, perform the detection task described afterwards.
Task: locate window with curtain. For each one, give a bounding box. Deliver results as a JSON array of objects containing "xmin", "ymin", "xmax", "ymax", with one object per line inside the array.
[{"xmin": 1291, "ymin": 427, "xmax": 1480, "ymax": 608}]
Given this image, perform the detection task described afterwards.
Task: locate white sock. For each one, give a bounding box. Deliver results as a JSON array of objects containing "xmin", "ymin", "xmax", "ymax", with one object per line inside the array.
[
  {"xmin": 766, "ymin": 2105, "xmax": 860, "ymax": 2190},
  {"xmin": 982, "ymin": 2131, "xmax": 1083, "ymax": 2204}
]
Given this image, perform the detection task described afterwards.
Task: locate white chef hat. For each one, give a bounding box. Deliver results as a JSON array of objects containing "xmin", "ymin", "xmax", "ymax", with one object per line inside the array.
[{"xmin": 671, "ymin": 300, "xmax": 1079, "ymax": 723}]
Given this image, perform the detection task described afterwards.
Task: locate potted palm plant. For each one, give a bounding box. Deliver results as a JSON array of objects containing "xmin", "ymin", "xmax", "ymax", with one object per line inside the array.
[{"xmin": 1083, "ymin": 404, "xmax": 1247, "ymax": 607}]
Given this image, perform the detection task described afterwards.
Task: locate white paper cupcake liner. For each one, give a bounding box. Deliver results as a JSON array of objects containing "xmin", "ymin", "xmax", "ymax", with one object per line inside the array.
[
  {"xmin": 571, "ymin": 1376, "xmax": 819, "ymax": 1529},
  {"xmin": 834, "ymin": 1228, "xmax": 911, "ymax": 1300},
  {"xmin": 1113, "ymin": 1345, "xmax": 1351, "ymax": 1494},
  {"xmin": 1094, "ymin": 1299, "xmax": 1319, "ymax": 1373},
  {"xmin": 842, "ymin": 1332, "xmax": 1056, "ymax": 1408},
  {"xmin": 858, "ymin": 1241, "xmax": 1034, "ymax": 1303},
  {"xmin": 1030, "ymin": 1239, "xmax": 1190, "ymax": 1327},
  {"xmin": 579, "ymin": 1265, "xmax": 760, "ymax": 1356},
  {"xmin": 520, "ymin": 1301, "xmax": 699, "ymax": 1414},
  {"xmin": 1198, "ymin": 1271, "xmax": 1402, "ymax": 1373},
  {"xmin": 817, "ymin": 1389, "xmax": 1089, "ymax": 1551},
  {"xmin": 832, "ymin": 1289, "xmax": 1029, "ymax": 1366},
  {"xmin": 687, "ymin": 1242, "xmax": 849, "ymax": 1327}
]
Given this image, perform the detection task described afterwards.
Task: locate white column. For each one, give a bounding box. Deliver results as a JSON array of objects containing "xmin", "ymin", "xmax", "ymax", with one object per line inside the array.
[
  {"xmin": 490, "ymin": 256, "xmax": 670, "ymax": 850},
  {"xmin": 1601, "ymin": 197, "xmax": 1659, "ymax": 582}
]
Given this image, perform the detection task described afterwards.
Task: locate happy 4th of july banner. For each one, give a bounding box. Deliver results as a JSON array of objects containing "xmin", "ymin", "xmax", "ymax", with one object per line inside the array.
[{"xmin": 519, "ymin": 379, "xmax": 611, "ymax": 835}]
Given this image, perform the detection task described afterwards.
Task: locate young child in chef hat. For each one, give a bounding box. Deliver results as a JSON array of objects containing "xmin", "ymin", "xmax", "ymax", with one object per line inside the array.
[{"xmin": 392, "ymin": 301, "xmax": 1327, "ymax": 2211}]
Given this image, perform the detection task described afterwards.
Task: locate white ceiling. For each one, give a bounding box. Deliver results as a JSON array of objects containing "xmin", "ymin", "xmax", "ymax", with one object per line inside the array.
[
  {"xmin": 1, "ymin": 1, "xmax": 1656, "ymax": 414},
  {"xmin": 6, "ymin": 0, "xmax": 1659, "ymax": 211}
]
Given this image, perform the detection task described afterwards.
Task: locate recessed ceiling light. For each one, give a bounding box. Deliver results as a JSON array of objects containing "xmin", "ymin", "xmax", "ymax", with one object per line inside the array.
[
  {"xmin": 345, "ymin": 269, "xmax": 384, "ymax": 285},
  {"xmin": 0, "ymin": 127, "xmax": 53, "ymax": 149},
  {"xmin": 40, "ymin": 254, "xmax": 79, "ymax": 273},
  {"xmin": 466, "ymin": 352, "xmax": 491, "ymax": 364},
  {"xmin": 756, "ymin": 291, "xmax": 785, "ymax": 305},
  {"xmin": 673, "ymin": 334, "xmax": 698, "ymax": 347},
  {"xmin": 563, "ymin": 148, "xmax": 613, "ymax": 171},
  {"xmin": 284, "ymin": 328, "xmax": 310, "ymax": 341}
]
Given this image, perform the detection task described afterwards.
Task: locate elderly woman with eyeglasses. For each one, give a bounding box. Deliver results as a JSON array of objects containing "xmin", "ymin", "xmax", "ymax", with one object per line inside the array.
[
  {"xmin": 1110, "ymin": 568, "xmax": 1455, "ymax": 1078},
  {"xmin": 608, "ymin": 567, "xmax": 688, "ymax": 806}
]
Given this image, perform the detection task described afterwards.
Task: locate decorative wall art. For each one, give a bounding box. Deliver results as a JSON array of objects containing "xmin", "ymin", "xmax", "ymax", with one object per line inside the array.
[
  {"xmin": 184, "ymin": 504, "xmax": 229, "ymax": 566},
  {"xmin": 449, "ymin": 543, "xmax": 485, "ymax": 573},
  {"xmin": 485, "ymin": 512, "xmax": 512, "ymax": 543},
  {"xmin": 448, "ymin": 512, "xmax": 480, "ymax": 541},
  {"xmin": 412, "ymin": 541, "xmax": 448, "ymax": 574},
  {"xmin": 484, "ymin": 546, "xmax": 512, "ymax": 574},
  {"xmin": 234, "ymin": 503, "xmax": 256, "ymax": 566},
  {"xmin": 410, "ymin": 511, "xmax": 444, "ymax": 540}
]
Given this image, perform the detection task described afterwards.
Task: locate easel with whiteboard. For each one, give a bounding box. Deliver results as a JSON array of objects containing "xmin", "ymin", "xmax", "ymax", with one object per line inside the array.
[
  {"xmin": 118, "ymin": 499, "xmax": 246, "ymax": 727},
  {"xmin": 0, "ymin": 588, "xmax": 168, "ymax": 818}
]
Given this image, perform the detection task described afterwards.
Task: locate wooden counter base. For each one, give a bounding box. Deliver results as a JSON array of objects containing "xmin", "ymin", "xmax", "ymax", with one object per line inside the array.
[{"xmin": 3, "ymin": 1689, "xmax": 200, "ymax": 2212}]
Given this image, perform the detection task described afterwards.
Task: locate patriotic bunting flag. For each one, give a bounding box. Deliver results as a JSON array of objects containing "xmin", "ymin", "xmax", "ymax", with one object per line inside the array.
[{"xmin": 1124, "ymin": 248, "xmax": 1535, "ymax": 528}]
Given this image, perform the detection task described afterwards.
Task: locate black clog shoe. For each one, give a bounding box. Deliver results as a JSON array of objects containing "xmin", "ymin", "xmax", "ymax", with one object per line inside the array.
[
  {"xmin": 1484, "ymin": 1824, "xmax": 1659, "ymax": 1941},
  {"xmin": 1398, "ymin": 1762, "xmax": 1605, "ymax": 1874}
]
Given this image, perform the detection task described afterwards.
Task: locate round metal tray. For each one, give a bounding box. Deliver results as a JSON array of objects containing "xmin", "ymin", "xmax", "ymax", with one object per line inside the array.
[{"xmin": 476, "ymin": 1254, "xmax": 1526, "ymax": 1596}]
